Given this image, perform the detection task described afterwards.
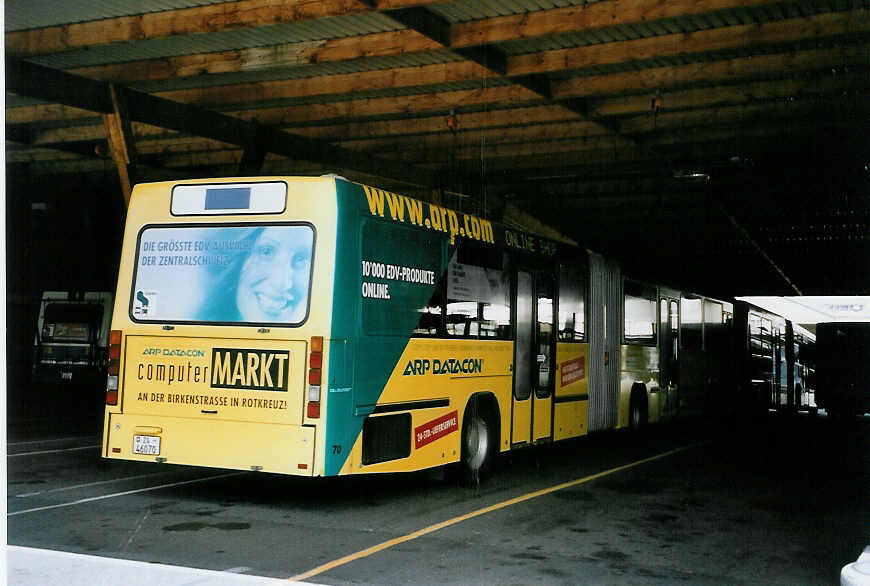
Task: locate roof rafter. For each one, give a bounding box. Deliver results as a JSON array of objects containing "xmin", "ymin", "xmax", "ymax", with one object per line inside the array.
[
  {"xmin": 23, "ymin": 10, "xmax": 858, "ymax": 124},
  {"xmin": 366, "ymin": 4, "xmax": 615, "ymax": 131},
  {"xmin": 5, "ymin": 57, "xmax": 436, "ymax": 190},
  {"xmin": 5, "ymin": 0, "xmax": 433, "ymax": 56},
  {"xmin": 7, "ymin": 0, "xmax": 812, "ymax": 59}
]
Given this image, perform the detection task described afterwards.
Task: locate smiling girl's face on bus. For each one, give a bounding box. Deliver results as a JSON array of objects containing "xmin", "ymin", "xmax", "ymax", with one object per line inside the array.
[{"xmin": 236, "ymin": 226, "xmax": 313, "ymax": 323}]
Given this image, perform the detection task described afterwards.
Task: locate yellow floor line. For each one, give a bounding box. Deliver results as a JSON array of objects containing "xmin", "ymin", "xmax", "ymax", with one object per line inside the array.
[{"xmin": 287, "ymin": 442, "xmax": 703, "ymax": 582}]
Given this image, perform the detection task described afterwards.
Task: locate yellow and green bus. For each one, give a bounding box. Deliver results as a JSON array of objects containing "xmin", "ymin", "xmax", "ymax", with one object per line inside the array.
[{"xmin": 102, "ymin": 176, "xmax": 733, "ymax": 480}]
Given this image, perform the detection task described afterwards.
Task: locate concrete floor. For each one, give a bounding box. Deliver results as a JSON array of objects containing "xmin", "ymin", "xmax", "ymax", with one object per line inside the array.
[{"xmin": 7, "ymin": 410, "xmax": 869, "ymax": 585}]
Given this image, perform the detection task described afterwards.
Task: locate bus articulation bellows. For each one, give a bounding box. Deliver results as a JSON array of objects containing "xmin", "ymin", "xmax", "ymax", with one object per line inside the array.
[{"xmin": 103, "ymin": 176, "xmax": 737, "ymax": 479}]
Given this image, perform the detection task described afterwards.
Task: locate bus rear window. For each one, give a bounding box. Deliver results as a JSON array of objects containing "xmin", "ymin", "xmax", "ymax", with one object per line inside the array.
[{"xmin": 131, "ymin": 224, "xmax": 314, "ymax": 325}]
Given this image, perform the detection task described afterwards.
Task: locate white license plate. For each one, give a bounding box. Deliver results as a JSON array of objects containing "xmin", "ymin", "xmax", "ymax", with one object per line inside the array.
[
  {"xmin": 133, "ymin": 435, "xmax": 161, "ymax": 455},
  {"xmin": 60, "ymin": 371, "xmax": 72, "ymax": 380}
]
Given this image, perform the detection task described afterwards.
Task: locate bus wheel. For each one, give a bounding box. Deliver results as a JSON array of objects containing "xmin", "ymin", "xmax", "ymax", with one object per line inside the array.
[{"xmin": 461, "ymin": 406, "xmax": 494, "ymax": 486}]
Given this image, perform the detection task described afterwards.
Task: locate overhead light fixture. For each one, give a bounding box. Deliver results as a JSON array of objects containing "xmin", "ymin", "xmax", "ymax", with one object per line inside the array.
[{"xmin": 673, "ymin": 169, "xmax": 710, "ymax": 183}]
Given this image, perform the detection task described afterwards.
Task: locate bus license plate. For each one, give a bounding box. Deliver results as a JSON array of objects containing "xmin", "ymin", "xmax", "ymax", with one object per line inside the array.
[
  {"xmin": 133, "ymin": 435, "xmax": 161, "ymax": 455},
  {"xmin": 61, "ymin": 371, "xmax": 72, "ymax": 380}
]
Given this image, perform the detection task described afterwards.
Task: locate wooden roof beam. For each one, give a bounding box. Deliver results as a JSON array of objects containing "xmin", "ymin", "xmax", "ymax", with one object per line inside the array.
[
  {"xmin": 380, "ymin": 5, "xmax": 617, "ymax": 134},
  {"xmin": 386, "ymin": 7, "xmax": 617, "ymax": 134},
  {"xmin": 448, "ymin": 0, "xmax": 808, "ymax": 47},
  {"xmin": 384, "ymin": 6, "xmax": 451, "ymax": 47},
  {"xmin": 9, "ymin": 68, "xmax": 860, "ymax": 159},
  {"xmin": 9, "ymin": 41, "xmax": 864, "ymax": 141},
  {"xmin": 337, "ymin": 119, "xmax": 609, "ymax": 151},
  {"xmin": 5, "ymin": 58, "xmax": 436, "ymax": 190},
  {"xmin": 13, "ymin": 104, "xmax": 582, "ymax": 148},
  {"xmin": 7, "ymin": 135, "xmax": 105, "ymax": 159},
  {"xmin": 510, "ymin": 10, "xmax": 870, "ymax": 77},
  {"xmin": 6, "ymin": 0, "xmax": 811, "ymax": 59},
  {"xmin": 122, "ymin": 13, "xmax": 870, "ymax": 109},
  {"xmin": 231, "ymin": 85, "xmax": 547, "ymax": 126},
  {"xmin": 5, "ymin": 0, "xmax": 436, "ymax": 56},
  {"xmin": 13, "ymin": 15, "xmax": 865, "ymax": 126},
  {"xmin": 618, "ymin": 95, "xmax": 870, "ymax": 135},
  {"xmin": 553, "ymin": 44, "xmax": 870, "ymax": 101},
  {"xmin": 589, "ymin": 73, "xmax": 869, "ymax": 119},
  {"xmin": 54, "ymin": 4, "xmax": 866, "ymax": 86},
  {"xmin": 370, "ymin": 134, "xmax": 633, "ymax": 163}
]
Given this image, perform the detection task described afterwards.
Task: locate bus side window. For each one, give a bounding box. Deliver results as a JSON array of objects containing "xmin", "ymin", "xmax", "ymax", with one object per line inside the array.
[
  {"xmin": 446, "ymin": 245, "xmax": 511, "ymax": 340},
  {"xmin": 704, "ymin": 299, "xmax": 728, "ymax": 352},
  {"xmin": 413, "ymin": 280, "xmax": 445, "ymax": 336},
  {"xmin": 681, "ymin": 295, "xmax": 703, "ymax": 351},
  {"xmin": 558, "ymin": 264, "xmax": 585, "ymax": 342},
  {"xmin": 624, "ymin": 280, "xmax": 656, "ymax": 345},
  {"xmin": 536, "ymin": 272, "xmax": 554, "ymax": 391}
]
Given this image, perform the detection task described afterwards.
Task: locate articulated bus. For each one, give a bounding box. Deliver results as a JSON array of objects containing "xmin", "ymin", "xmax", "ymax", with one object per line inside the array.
[
  {"xmin": 792, "ymin": 323, "xmax": 816, "ymax": 413},
  {"xmin": 733, "ymin": 302, "xmax": 816, "ymax": 415},
  {"xmin": 102, "ymin": 176, "xmax": 735, "ymax": 480}
]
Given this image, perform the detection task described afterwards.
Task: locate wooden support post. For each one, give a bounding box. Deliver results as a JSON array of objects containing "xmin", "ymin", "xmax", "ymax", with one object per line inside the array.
[{"xmin": 102, "ymin": 84, "xmax": 137, "ymax": 206}]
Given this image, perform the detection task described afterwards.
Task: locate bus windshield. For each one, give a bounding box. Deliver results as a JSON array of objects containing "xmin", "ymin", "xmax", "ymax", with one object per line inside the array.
[{"xmin": 131, "ymin": 224, "xmax": 314, "ymax": 325}]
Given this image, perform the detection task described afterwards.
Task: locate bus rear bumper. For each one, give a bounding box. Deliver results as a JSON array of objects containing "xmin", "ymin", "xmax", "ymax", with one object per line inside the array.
[{"xmin": 102, "ymin": 413, "xmax": 316, "ymax": 476}]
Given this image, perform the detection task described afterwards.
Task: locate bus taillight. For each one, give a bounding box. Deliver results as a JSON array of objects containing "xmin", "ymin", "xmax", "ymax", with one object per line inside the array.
[
  {"xmin": 106, "ymin": 330, "xmax": 121, "ymax": 405},
  {"xmin": 307, "ymin": 336, "xmax": 323, "ymax": 418}
]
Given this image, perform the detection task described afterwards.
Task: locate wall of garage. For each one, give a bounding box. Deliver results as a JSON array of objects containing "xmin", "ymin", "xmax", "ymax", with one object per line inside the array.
[{"xmin": 6, "ymin": 166, "xmax": 126, "ymax": 416}]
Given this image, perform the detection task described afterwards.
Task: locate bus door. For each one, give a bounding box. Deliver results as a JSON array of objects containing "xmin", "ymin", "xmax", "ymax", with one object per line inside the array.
[
  {"xmin": 773, "ymin": 323, "xmax": 784, "ymax": 407},
  {"xmin": 512, "ymin": 269, "xmax": 554, "ymax": 445},
  {"xmin": 659, "ymin": 296, "xmax": 679, "ymax": 416}
]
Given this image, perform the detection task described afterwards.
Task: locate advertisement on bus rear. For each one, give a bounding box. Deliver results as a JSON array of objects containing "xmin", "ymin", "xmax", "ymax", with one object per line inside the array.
[
  {"xmin": 123, "ymin": 336, "xmax": 307, "ymax": 424},
  {"xmin": 131, "ymin": 224, "xmax": 314, "ymax": 325}
]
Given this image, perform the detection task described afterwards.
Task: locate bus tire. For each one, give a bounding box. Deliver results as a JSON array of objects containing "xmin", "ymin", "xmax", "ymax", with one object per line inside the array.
[
  {"xmin": 629, "ymin": 385, "xmax": 648, "ymax": 431},
  {"xmin": 460, "ymin": 397, "xmax": 497, "ymax": 486}
]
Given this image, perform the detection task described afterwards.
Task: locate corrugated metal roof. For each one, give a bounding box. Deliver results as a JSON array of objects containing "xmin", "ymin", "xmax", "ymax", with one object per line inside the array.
[
  {"xmin": 26, "ymin": 12, "xmax": 402, "ymax": 69},
  {"xmin": 20, "ymin": 0, "xmax": 870, "ymax": 72},
  {"xmin": 131, "ymin": 49, "xmax": 463, "ymax": 94},
  {"xmin": 214, "ymin": 77, "xmax": 515, "ymax": 113},
  {"xmin": 4, "ymin": 0, "xmax": 233, "ymax": 32},
  {"xmin": 496, "ymin": 2, "xmax": 869, "ymax": 56},
  {"xmin": 546, "ymin": 34, "xmax": 868, "ymax": 91},
  {"xmin": 430, "ymin": 0, "xmax": 597, "ymax": 24}
]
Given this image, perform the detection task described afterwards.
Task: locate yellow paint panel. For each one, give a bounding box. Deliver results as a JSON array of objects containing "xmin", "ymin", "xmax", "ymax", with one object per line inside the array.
[
  {"xmin": 339, "ymin": 338, "xmax": 514, "ymax": 475},
  {"xmin": 533, "ymin": 396, "xmax": 552, "ymax": 441},
  {"xmin": 554, "ymin": 400, "xmax": 588, "ymax": 441},
  {"xmin": 122, "ymin": 335, "xmax": 307, "ymax": 425},
  {"xmin": 512, "ymin": 399, "xmax": 531, "ymax": 445},
  {"xmin": 375, "ymin": 338, "xmax": 513, "ymax": 407},
  {"xmin": 104, "ymin": 412, "xmax": 314, "ymax": 475},
  {"xmin": 552, "ymin": 342, "xmax": 589, "ymax": 440},
  {"xmin": 343, "ymin": 408, "xmax": 462, "ymax": 475}
]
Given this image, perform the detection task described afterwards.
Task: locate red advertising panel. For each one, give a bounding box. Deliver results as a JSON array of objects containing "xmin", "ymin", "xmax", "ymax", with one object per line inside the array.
[
  {"xmin": 414, "ymin": 410, "xmax": 459, "ymax": 449},
  {"xmin": 560, "ymin": 356, "xmax": 585, "ymax": 386}
]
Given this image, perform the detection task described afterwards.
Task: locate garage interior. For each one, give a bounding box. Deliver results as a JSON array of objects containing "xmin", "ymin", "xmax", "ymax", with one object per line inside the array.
[{"xmin": 5, "ymin": 0, "xmax": 870, "ymax": 401}]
